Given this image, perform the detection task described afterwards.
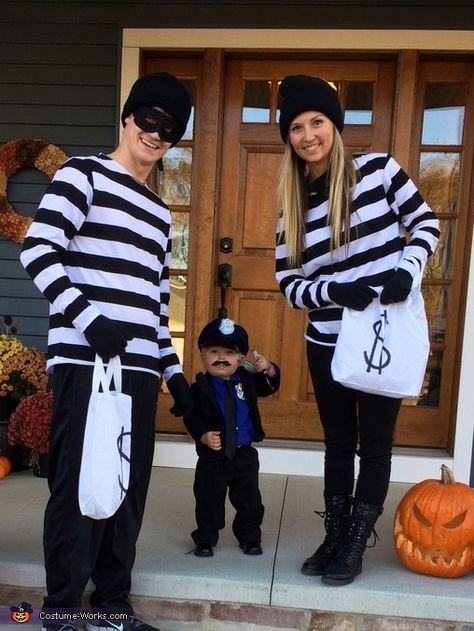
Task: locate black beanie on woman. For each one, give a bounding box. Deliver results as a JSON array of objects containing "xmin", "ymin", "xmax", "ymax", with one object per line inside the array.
[
  {"xmin": 121, "ymin": 71, "xmax": 192, "ymax": 143},
  {"xmin": 278, "ymin": 75, "xmax": 344, "ymax": 143}
]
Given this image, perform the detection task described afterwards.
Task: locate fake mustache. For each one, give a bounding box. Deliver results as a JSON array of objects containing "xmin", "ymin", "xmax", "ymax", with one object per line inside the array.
[{"xmin": 212, "ymin": 360, "xmax": 231, "ymax": 367}]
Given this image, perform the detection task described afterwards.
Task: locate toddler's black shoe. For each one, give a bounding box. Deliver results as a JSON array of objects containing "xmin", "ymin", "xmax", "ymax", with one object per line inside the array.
[
  {"xmin": 194, "ymin": 543, "xmax": 214, "ymax": 557},
  {"xmin": 239, "ymin": 541, "xmax": 263, "ymax": 555}
]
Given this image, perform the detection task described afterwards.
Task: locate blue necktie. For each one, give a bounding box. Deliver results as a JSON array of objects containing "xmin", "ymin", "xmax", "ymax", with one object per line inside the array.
[{"xmin": 223, "ymin": 380, "xmax": 236, "ymax": 460}]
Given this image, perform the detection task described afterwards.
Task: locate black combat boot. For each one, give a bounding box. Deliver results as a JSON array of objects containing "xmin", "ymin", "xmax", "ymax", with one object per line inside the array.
[
  {"xmin": 301, "ymin": 495, "xmax": 353, "ymax": 576},
  {"xmin": 321, "ymin": 500, "xmax": 383, "ymax": 586}
]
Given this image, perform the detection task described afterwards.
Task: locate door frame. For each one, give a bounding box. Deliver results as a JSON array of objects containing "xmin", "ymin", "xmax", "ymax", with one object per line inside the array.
[{"xmin": 120, "ymin": 28, "xmax": 474, "ymax": 484}]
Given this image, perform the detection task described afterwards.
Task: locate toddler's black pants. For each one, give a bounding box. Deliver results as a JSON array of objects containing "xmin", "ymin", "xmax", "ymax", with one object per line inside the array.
[{"xmin": 192, "ymin": 445, "xmax": 264, "ymax": 547}]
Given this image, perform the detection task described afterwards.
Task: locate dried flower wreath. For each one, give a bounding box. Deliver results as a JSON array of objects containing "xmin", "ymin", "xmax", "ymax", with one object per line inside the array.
[{"xmin": 0, "ymin": 138, "xmax": 67, "ymax": 243}]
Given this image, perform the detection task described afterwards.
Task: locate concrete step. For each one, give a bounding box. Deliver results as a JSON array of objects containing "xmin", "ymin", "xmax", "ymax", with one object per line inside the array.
[{"xmin": 0, "ymin": 467, "xmax": 473, "ymax": 630}]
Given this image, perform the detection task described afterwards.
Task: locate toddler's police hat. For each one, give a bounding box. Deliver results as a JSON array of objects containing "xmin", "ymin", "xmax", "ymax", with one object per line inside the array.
[{"xmin": 198, "ymin": 318, "xmax": 249, "ymax": 355}]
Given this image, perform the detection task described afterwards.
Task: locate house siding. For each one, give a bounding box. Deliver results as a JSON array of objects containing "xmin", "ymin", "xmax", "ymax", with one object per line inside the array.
[
  {"xmin": 0, "ymin": 18, "xmax": 119, "ymax": 350},
  {"xmin": 0, "ymin": 0, "xmax": 473, "ymax": 352}
]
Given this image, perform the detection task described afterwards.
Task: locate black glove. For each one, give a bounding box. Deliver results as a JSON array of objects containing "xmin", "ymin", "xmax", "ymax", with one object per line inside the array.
[
  {"xmin": 84, "ymin": 315, "xmax": 129, "ymax": 359},
  {"xmin": 328, "ymin": 282, "xmax": 377, "ymax": 311},
  {"xmin": 167, "ymin": 373, "xmax": 192, "ymax": 418},
  {"xmin": 380, "ymin": 269, "xmax": 413, "ymax": 305}
]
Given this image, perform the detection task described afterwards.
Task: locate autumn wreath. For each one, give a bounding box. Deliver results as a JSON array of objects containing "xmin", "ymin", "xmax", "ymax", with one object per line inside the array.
[{"xmin": 0, "ymin": 138, "xmax": 68, "ymax": 243}]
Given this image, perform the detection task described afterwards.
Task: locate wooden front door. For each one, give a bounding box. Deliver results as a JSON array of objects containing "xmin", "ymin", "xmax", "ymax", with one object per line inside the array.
[
  {"xmin": 144, "ymin": 52, "xmax": 474, "ymax": 452},
  {"xmin": 214, "ymin": 58, "xmax": 396, "ymax": 440}
]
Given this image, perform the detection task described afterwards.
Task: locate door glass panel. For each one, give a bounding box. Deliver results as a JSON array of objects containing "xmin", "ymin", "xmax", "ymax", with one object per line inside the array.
[
  {"xmin": 143, "ymin": 76, "xmax": 195, "ymax": 394},
  {"xmin": 419, "ymin": 152, "xmax": 460, "ymax": 215},
  {"xmin": 424, "ymin": 218, "xmax": 454, "ymax": 281},
  {"xmin": 421, "ymin": 83, "xmax": 467, "ymax": 145},
  {"xmin": 169, "ymin": 274, "xmax": 187, "ymax": 332},
  {"xmin": 169, "ymin": 337, "xmax": 184, "ymax": 365},
  {"xmin": 344, "ymin": 81, "xmax": 373, "ymax": 125},
  {"xmin": 412, "ymin": 80, "xmax": 468, "ymax": 417},
  {"xmin": 180, "ymin": 79, "xmax": 195, "ymax": 140},
  {"xmin": 181, "ymin": 107, "xmax": 195, "ymax": 141},
  {"xmin": 170, "ymin": 211, "xmax": 189, "ymax": 269},
  {"xmin": 242, "ymin": 79, "xmax": 271, "ymax": 123},
  {"xmin": 423, "ymin": 285, "xmax": 448, "ymax": 344},
  {"xmin": 418, "ymin": 350, "xmax": 443, "ymax": 406},
  {"xmin": 160, "ymin": 147, "xmax": 192, "ymax": 206}
]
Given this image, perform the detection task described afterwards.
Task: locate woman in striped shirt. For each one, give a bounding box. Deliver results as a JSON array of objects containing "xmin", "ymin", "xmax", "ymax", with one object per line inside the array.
[{"xmin": 275, "ymin": 75, "xmax": 439, "ymax": 586}]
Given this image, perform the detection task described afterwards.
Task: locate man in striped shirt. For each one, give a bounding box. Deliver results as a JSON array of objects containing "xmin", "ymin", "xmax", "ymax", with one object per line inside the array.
[{"xmin": 20, "ymin": 72, "xmax": 192, "ymax": 631}]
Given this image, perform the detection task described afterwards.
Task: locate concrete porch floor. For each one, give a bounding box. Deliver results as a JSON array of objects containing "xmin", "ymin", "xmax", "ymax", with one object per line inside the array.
[{"xmin": 0, "ymin": 466, "xmax": 473, "ymax": 629}]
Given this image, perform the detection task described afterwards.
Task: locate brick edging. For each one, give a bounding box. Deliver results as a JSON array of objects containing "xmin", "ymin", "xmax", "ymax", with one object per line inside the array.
[{"xmin": 1, "ymin": 584, "xmax": 471, "ymax": 630}]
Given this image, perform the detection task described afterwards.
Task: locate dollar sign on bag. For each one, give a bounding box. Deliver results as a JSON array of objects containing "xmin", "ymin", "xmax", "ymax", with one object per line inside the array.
[
  {"xmin": 364, "ymin": 309, "xmax": 391, "ymax": 374},
  {"xmin": 117, "ymin": 427, "xmax": 131, "ymax": 497}
]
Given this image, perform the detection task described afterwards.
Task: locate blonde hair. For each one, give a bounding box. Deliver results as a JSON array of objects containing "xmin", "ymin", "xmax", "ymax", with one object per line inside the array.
[{"xmin": 277, "ymin": 127, "xmax": 357, "ymax": 268}]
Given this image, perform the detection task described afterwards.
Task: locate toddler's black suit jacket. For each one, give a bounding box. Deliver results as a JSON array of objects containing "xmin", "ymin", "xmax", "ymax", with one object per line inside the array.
[{"xmin": 183, "ymin": 365, "xmax": 280, "ymax": 457}]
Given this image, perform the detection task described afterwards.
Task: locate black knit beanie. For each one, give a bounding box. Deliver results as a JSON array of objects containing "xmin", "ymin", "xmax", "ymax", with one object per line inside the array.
[
  {"xmin": 121, "ymin": 71, "xmax": 192, "ymax": 144},
  {"xmin": 278, "ymin": 75, "xmax": 344, "ymax": 143}
]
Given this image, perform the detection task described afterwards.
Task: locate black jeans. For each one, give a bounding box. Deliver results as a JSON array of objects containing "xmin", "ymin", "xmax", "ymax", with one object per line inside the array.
[
  {"xmin": 307, "ymin": 342, "xmax": 401, "ymax": 506},
  {"xmin": 43, "ymin": 363, "xmax": 158, "ymax": 612},
  {"xmin": 192, "ymin": 445, "xmax": 264, "ymax": 546}
]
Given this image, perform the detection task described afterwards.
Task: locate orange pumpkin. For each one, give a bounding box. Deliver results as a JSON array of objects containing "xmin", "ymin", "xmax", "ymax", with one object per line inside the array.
[
  {"xmin": 0, "ymin": 455, "xmax": 12, "ymax": 478},
  {"xmin": 394, "ymin": 465, "xmax": 474, "ymax": 578}
]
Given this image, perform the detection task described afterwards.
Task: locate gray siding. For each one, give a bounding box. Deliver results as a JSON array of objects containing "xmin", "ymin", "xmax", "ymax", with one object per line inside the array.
[
  {"xmin": 0, "ymin": 18, "xmax": 119, "ymax": 351},
  {"xmin": 2, "ymin": 1, "xmax": 474, "ymax": 29},
  {"xmin": 1, "ymin": 239, "xmax": 48, "ymax": 349}
]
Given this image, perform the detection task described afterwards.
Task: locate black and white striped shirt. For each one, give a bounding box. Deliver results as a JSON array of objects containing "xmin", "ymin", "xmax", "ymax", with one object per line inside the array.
[
  {"xmin": 275, "ymin": 153, "xmax": 440, "ymax": 346},
  {"xmin": 21, "ymin": 154, "xmax": 182, "ymax": 379}
]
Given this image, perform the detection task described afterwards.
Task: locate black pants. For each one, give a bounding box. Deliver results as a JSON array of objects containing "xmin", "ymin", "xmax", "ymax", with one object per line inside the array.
[
  {"xmin": 191, "ymin": 445, "xmax": 264, "ymax": 546},
  {"xmin": 43, "ymin": 363, "xmax": 158, "ymax": 612},
  {"xmin": 307, "ymin": 342, "xmax": 401, "ymax": 506}
]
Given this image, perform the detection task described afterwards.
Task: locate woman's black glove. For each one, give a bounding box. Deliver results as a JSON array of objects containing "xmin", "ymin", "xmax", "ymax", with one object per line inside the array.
[
  {"xmin": 84, "ymin": 315, "xmax": 129, "ymax": 359},
  {"xmin": 328, "ymin": 282, "xmax": 377, "ymax": 311},
  {"xmin": 380, "ymin": 269, "xmax": 413, "ymax": 304},
  {"xmin": 167, "ymin": 373, "xmax": 192, "ymax": 417}
]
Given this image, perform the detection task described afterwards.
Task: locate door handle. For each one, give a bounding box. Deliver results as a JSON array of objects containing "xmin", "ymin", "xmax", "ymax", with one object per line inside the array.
[
  {"xmin": 217, "ymin": 263, "xmax": 233, "ymax": 318},
  {"xmin": 217, "ymin": 263, "xmax": 232, "ymax": 289}
]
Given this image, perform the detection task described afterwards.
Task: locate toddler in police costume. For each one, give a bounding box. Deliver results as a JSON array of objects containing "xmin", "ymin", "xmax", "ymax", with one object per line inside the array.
[{"xmin": 183, "ymin": 318, "xmax": 280, "ymax": 557}]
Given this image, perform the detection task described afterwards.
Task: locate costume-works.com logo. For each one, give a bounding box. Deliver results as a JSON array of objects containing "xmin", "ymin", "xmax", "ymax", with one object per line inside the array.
[{"xmin": 10, "ymin": 602, "xmax": 33, "ymax": 623}]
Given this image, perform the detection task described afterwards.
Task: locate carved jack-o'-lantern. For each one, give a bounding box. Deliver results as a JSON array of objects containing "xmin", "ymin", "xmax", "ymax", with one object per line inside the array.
[{"xmin": 393, "ymin": 465, "xmax": 474, "ymax": 578}]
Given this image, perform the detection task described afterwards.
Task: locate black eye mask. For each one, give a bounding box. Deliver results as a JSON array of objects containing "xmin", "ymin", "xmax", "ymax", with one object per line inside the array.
[{"xmin": 133, "ymin": 105, "xmax": 181, "ymax": 145}]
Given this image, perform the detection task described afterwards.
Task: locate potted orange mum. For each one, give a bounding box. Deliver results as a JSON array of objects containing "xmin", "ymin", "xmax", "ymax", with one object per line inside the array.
[
  {"xmin": 0, "ymin": 315, "xmax": 49, "ymax": 470},
  {"xmin": 7, "ymin": 391, "xmax": 53, "ymax": 477}
]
